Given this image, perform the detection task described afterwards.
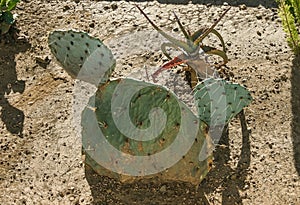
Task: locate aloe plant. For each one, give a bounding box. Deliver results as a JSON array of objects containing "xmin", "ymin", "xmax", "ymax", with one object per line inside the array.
[
  {"xmin": 136, "ymin": 5, "xmax": 230, "ymax": 82},
  {"xmin": 0, "ymin": 0, "xmax": 19, "ymax": 35}
]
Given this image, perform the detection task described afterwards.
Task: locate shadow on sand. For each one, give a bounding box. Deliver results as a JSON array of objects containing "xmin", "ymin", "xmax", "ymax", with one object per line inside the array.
[
  {"xmin": 0, "ymin": 29, "xmax": 31, "ymax": 136},
  {"xmin": 84, "ymin": 112, "xmax": 250, "ymax": 204},
  {"xmin": 100, "ymin": 0, "xmax": 277, "ymax": 8},
  {"xmin": 291, "ymin": 55, "xmax": 300, "ymax": 176}
]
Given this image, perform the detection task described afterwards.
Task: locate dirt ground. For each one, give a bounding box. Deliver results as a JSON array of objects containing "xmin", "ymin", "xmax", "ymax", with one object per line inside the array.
[{"xmin": 0, "ymin": 0, "xmax": 299, "ymax": 204}]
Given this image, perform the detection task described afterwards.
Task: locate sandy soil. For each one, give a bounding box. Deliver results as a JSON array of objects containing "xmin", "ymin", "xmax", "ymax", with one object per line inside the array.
[{"xmin": 0, "ymin": 0, "xmax": 299, "ymax": 204}]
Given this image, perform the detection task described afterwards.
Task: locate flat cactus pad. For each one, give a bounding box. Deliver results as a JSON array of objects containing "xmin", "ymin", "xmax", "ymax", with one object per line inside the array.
[
  {"xmin": 48, "ymin": 30, "xmax": 115, "ymax": 85},
  {"xmin": 194, "ymin": 78, "xmax": 252, "ymax": 126},
  {"xmin": 82, "ymin": 78, "xmax": 213, "ymax": 185}
]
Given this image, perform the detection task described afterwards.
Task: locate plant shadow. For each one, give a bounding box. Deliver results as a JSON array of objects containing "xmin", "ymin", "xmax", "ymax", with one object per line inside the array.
[
  {"xmin": 0, "ymin": 29, "xmax": 31, "ymax": 136},
  {"xmin": 102, "ymin": 0, "xmax": 277, "ymax": 8},
  {"xmin": 291, "ymin": 55, "xmax": 300, "ymax": 176},
  {"xmin": 84, "ymin": 112, "xmax": 250, "ymax": 204},
  {"xmin": 190, "ymin": 0, "xmax": 277, "ymax": 7},
  {"xmin": 202, "ymin": 111, "xmax": 251, "ymax": 204}
]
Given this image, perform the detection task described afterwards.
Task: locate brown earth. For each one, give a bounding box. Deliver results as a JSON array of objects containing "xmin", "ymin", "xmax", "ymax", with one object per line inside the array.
[{"xmin": 0, "ymin": 0, "xmax": 299, "ymax": 204}]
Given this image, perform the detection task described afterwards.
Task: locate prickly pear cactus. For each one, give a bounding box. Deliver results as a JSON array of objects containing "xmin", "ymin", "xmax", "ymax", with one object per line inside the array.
[
  {"xmin": 194, "ymin": 78, "xmax": 252, "ymax": 126},
  {"xmin": 82, "ymin": 78, "xmax": 213, "ymax": 185},
  {"xmin": 48, "ymin": 30, "xmax": 115, "ymax": 85},
  {"xmin": 48, "ymin": 29, "xmax": 213, "ymax": 185}
]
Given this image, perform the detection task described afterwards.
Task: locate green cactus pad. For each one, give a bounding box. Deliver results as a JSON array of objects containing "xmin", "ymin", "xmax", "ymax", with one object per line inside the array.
[
  {"xmin": 48, "ymin": 30, "xmax": 115, "ymax": 85},
  {"xmin": 194, "ymin": 78, "xmax": 252, "ymax": 126},
  {"xmin": 82, "ymin": 78, "xmax": 213, "ymax": 185},
  {"xmin": 96, "ymin": 79, "xmax": 181, "ymax": 156}
]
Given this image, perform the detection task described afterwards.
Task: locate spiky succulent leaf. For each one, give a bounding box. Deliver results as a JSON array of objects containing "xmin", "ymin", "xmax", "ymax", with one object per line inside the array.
[
  {"xmin": 194, "ymin": 78, "xmax": 252, "ymax": 126},
  {"xmin": 278, "ymin": 0, "xmax": 300, "ymax": 54},
  {"xmin": 1, "ymin": 0, "xmax": 17, "ymax": 11},
  {"xmin": 289, "ymin": 0, "xmax": 300, "ymax": 22},
  {"xmin": 4, "ymin": 0, "xmax": 19, "ymax": 11}
]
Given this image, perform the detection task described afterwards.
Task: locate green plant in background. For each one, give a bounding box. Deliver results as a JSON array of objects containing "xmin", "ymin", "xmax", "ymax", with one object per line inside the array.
[
  {"xmin": 278, "ymin": 0, "xmax": 300, "ymax": 55},
  {"xmin": 0, "ymin": 0, "xmax": 19, "ymax": 35}
]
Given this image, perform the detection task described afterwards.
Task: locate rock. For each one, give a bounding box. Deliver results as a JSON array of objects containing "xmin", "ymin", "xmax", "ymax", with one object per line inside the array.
[
  {"xmin": 256, "ymin": 14, "xmax": 262, "ymax": 20},
  {"xmin": 239, "ymin": 4, "xmax": 247, "ymax": 10},
  {"xmin": 257, "ymin": 31, "xmax": 262, "ymax": 36},
  {"xmin": 89, "ymin": 22, "xmax": 95, "ymax": 28},
  {"xmin": 159, "ymin": 185, "xmax": 167, "ymax": 192},
  {"xmin": 111, "ymin": 4, "xmax": 118, "ymax": 11},
  {"xmin": 63, "ymin": 5, "xmax": 70, "ymax": 12}
]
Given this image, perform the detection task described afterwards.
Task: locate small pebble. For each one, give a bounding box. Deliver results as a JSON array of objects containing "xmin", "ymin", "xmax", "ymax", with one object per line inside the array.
[
  {"xmin": 173, "ymin": 27, "xmax": 179, "ymax": 32},
  {"xmin": 257, "ymin": 31, "xmax": 262, "ymax": 36},
  {"xmin": 239, "ymin": 4, "xmax": 247, "ymax": 10},
  {"xmin": 89, "ymin": 22, "xmax": 95, "ymax": 28},
  {"xmin": 230, "ymin": 174, "xmax": 237, "ymax": 180},
  {"xmin": 63, "ymin": 5, "xmax": 70, "ymax": 11},
  {"xmin": 159, "ymin": 185, "xmax": 167, "ymax": 192},
  {"xmin": 256, "ymin": 14, "xmax": 262, "ymax": 20},
  {"xmin": 35, "ymin": 56, "xmax": 50, "ymax": 64},
  {"xmin": 111, "ymin": 4, "xmax": 118, "ymax": 10}
]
